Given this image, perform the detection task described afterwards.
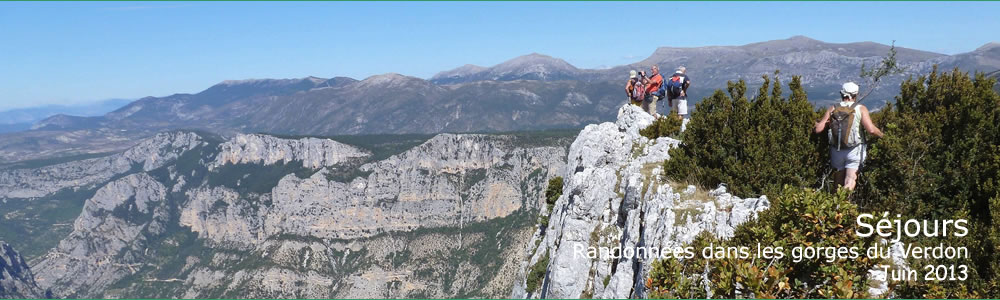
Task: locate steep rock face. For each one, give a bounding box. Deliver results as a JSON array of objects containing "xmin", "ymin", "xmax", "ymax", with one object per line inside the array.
[
  {"xmin": 212, "ymin": 134, "xmax": 370, "ymax": 168},
  {"xmin": 512, "ymin": 105, "xmax": 770, "ymax": 299},
  {"xmin": 251, "ymin": 134, "xmax": 565, "ymax": 241},
  {"xmin": 0, "ymin": 242, "xmax": 44, "ymax": 299},
  {"xmin": 30, "ymin": 173, "xmax": 169, "ymax": 297},
  {"xmin": 0, "ymin": 131, "xmax": 205, "ymax": 199},
  {"xmin": 179, "ymin": 186, "xmax": 263, "ymax": 246},
  {"xmin": 18, "ymin": 131, "xmax": 569, "ymax": 298},
  {"xmin": 178, "ymin": 133, "xmax": 566, "ymax": 245}
]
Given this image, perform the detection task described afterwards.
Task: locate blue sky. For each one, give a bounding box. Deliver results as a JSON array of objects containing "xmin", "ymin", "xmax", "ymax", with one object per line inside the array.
[{"xmin": 1, "ymin": 1, "xmax": 998, "ymax": 111}]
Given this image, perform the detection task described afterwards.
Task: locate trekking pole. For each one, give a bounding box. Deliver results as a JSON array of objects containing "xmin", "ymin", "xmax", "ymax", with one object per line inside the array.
[{"xmin": 817, "ymin": 167, "xmax": 832, "ymax": 193}]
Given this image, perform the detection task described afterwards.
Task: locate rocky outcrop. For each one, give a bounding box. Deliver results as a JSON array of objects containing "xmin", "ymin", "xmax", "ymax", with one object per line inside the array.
[
  {"xmin": 18, "ymin": 130, "xmax": 568, "ymax": 298},
  {"xmin": 512, "ymin": 105, "xmax": 770, "ymax": 299},
  {"xmin": 251, "ymin": 134, "xmax": 564, "ymax": 241},
  {"xmin": 0, "ymin": 131, "xmax": 206, "ymax": 199},
  {"xmin": 32, "ymin": 173, "xmax": 170, "ymax": 297},
  {"xmin": 178, "ymin": 133, "xmax": 565, "ymax": 245},
  {"xmin": 212, "ymin": 134, "xmax": 370, "ymax": 169},
  {"xmin": 179, "ymin": 186, "xmax": 263, "ymax": 246},
  {"xmin": 0, "ymin": 242, "xmax": 44, "ymax": 299}
]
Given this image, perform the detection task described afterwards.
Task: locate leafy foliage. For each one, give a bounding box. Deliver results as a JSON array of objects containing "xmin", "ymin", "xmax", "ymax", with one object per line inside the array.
[
  {"xmin": 648, "ymin": 187, "xmax": 877, "ymax": 299},
  {"xmin": 526, "ymin": 250, "xmax": 550, "ymax": 293},
  {"xmin": 650, "ymin": 67, "xmax": 1000, "ymax": 298},
  {"xmin": 857, "ymin": 67, "xmax": 1000, "ymax": 297},
  {"xmin": 639, "ymin": 112, "xmax": 684, "ymax": 140},
  {"xmin": 857, "ymin": 42, "xmax": 907, "ymax": 102},
  {"xmin": 539, "ymin": 176, "xmax": 563, "ymax": 234},
  {"xmin": 545, "ymin": 176, "xmax": 564, "ymax": 206},
  {"xmin": 663, "ymin": 72, "xmax": 825, "ymax": 197}
]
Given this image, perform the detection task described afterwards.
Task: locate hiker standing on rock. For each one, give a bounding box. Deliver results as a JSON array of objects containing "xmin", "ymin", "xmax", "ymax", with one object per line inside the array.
[
  {"xmin": 625, "ymin": 70, "xmax": 645, "ymax": 106},
  {"xmin": 814, "ymin": 82, "xmax": 884, "ymax": 191},
  {"xmin": 665, "ymin": 66, "xmax": 692, "ymax": 120},
  {"xmin": 643, "ymin": 66, "xmax": 663, "ymax": 117}
]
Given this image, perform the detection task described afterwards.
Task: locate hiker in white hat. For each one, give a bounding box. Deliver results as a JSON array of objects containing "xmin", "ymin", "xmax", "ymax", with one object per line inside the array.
[
  {"xmin": 625, "ymin": 70, "xmax": 645, "ymax": 106},
  {"xmin": 814, "ymin": 81, "xmax": 885, "ymax": 191}
]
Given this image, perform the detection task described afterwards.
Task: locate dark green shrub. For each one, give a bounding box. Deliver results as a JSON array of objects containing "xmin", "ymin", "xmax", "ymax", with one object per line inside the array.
[
  {"xmin": 526, "ymin": 250, "xmax": 550, "ymax": 293},
  {"xmin": 663, "ymin": 72, "xmax": 824, "ymax": 197},
  {"xmin": 651, "ymin": 68, "xmax": 1000, "ymax": 298},
  {"xmin": 648, "ymin": 187, "xmax": 877, "ymax": 299},
  {"xmin": 538, "ymin": 176, "xmax": 563, "ymax": 235},
  {"xmin": 857, "ymin": 67, "xmax": 1000, "ymax": 297},
  {"xmin": 545, "ymin": 176, "xmax": 563, "ymax": 206},
  {"xmin": 640, "ymin": 112, "xmax": 683, "ymax": 140}
]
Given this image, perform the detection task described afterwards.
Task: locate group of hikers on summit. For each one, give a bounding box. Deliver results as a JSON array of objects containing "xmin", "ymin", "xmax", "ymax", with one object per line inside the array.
[
  {"xmin": 625, "ymin": 65, "xmax": 691, "ymax": 119},
  {"xmin": 625, "ymin": 66, "xmax": 884, "ymax": 191}
]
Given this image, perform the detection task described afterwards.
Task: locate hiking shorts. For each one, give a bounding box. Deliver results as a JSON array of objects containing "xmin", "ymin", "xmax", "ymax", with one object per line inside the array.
[
  {"xmin": 830, "ymin": 144, "xmax": 866, "ymax": 171},
  {"xmin": 671, "ymin": 96, "xmax": 688, "ymax": 115}
]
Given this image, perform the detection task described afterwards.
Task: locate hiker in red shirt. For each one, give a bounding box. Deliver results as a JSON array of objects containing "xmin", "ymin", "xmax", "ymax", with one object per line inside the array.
[{"xmin": 642, "ymin": 66, "xmax": 663, "ymax": 117}]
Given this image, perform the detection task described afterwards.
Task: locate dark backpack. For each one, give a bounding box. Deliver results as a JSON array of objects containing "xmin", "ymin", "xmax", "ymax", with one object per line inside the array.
[
  {"xmin": 665, "ymin": 75, "xmax": 685, "ymax": 98},
  {"xmin": 828, "ymin": 103, "xmax": 862, "ymax": 150}
]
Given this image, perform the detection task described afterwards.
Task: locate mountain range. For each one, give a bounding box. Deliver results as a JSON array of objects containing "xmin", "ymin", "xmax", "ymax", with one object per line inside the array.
[
  {"xmin": 0, "ymin": 99, "xmax": 133, "ymax": 134},
  {"xmin": 1, "ymin": 36, "xmax": 998, "ymax": 163}
]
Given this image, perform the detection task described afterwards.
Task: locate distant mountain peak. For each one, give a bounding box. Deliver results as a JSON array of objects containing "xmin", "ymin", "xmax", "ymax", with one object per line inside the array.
[
  {"xmin": 216, "ymin": 77, "xmax": 328, "ymax": 87},
  {"xmin": 456, "ymin": 63, "xmax": 487, "ymax": 70},
  {"xmin": 431, "ymin": 52, "xmax": 583, "ymax": 84},
  {"xmin": 498, "ymin": 52, "xmax": 577, "ymax": 69},
  {"xmin": 787, "ymin": 35, "xmax": 819, "ymax": 42},
  {"xmin": 356, "ymin": 73, "xmax": 439, "ymax": 90},
  {"xmin": 976, "ymin": 42, "xmax": 1000, "ymax": 52},
  {"xmin": 304, "ymin": 76, "xmax": 326, "ymax": 84},
  {"xmin": 522, "ymin": 52, "xmax": 552, "ymax": 58},
  {"xmin": 362, "ymin": 72, "xmax": 412, "ymax": 82},
  {"xmin": 430, "ymin": 64, "xmax": 488, "ymax": 80},
  {"xmin": 218, "ymin": 78, "xmax": 271, "ymax": 86}
]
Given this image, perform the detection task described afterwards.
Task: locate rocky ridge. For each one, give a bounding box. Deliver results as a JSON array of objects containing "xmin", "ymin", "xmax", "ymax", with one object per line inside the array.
[
  {"xmin": 2, "ymin": 130, "xmax": 569, "ymax": 298},
  {"xmin": 212, "ymin": 134, "xmax": 371, "ymax": 169},
  {"xmin": 511, "ymin": 105, "xmax": 771, "ymax": 298},
  {"xmin": 0, "ymin": 131, "xmax": 206, "ymax": 199}
]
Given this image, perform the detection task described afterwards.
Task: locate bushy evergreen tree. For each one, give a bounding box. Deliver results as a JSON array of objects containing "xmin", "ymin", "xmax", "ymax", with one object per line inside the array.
[
  {"xmin": 663, "ymin": 72, "xmax": 824, "ymax": 197},
  {"xmin": 650, "ymin": 67, "xmax": 1000, "ymax": 298},
  {"xmin": 859, "ymin": 67, "xmax": 1000, "ymax": 297}
]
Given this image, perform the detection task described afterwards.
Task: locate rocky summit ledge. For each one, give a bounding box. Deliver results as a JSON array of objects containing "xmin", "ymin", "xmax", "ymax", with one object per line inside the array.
[{"xmin": 512, "ymin": 105, "xmax": 770, "ymax": 299}]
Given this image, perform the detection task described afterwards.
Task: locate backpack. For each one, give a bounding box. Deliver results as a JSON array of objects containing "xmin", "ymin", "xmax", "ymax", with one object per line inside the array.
[
  {"xmin": 828, "ymin": 102, "xmax": 863, "ymax": 150},
  {"xmin": 631, "ymin": 78, "xmax": 646, "ymax": 101},
  {"xmin": 665, "ymin": 75, "xmax": 685, "ymax": 98}
]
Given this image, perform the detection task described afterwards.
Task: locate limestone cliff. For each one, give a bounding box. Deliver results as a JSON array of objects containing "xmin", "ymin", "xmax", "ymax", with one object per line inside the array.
[
  {"xmin": 1, "ymin": 130, "xmax": 568, "ymax": 298},
  {"xmin": 511, "ymin": 105, "xmax": 770, "ymax": 299}
]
